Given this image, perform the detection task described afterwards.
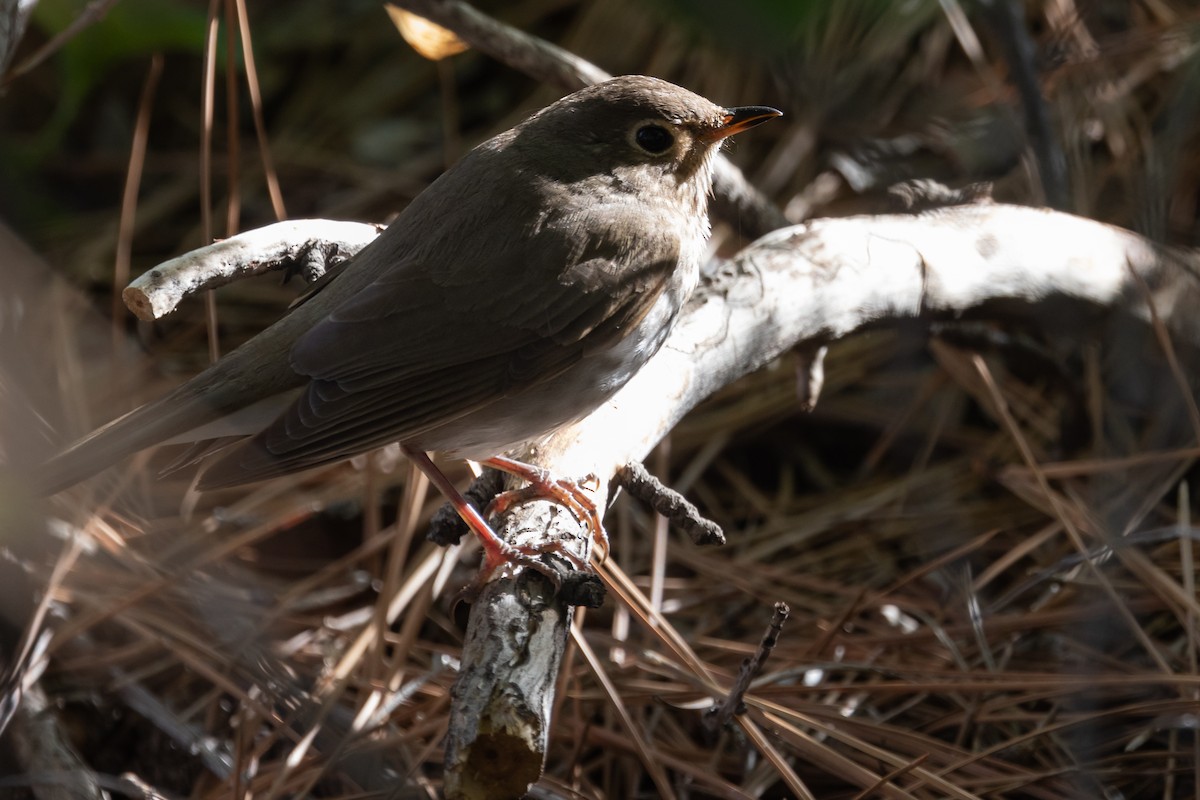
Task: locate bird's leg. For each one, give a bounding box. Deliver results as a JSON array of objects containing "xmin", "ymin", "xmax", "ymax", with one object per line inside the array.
[
  {"xmin": 481, "ymin": 456, "xmax": 609, "ymax": 563},
  {"xmin": 401, "ymin": 446, "xmax": 555, "ymax": 583}
]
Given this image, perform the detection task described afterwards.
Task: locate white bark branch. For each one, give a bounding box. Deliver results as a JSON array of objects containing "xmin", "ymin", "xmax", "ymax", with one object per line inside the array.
[
  {"xmin": 537, "ymin": 203, "xmax": 1196, "ymax": 481},
  {"xmin": 120, "ymin": 220, "xmax": 382, "ymax": 321}
]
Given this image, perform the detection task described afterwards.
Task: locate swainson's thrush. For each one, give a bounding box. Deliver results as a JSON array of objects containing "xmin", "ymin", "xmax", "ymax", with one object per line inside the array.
[{"xmin": 34, "ymin": 75, "xmax": 780, "ymax": 576}]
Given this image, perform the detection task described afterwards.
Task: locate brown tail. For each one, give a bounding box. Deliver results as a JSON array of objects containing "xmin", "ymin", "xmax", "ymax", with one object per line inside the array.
[
  {"xmin": 30, "ymin": 384, "xmax": 236, "ymax": 495},
  {"xmin": 30, "ymin": 337, "xmax": 307, "ymax": 496}
]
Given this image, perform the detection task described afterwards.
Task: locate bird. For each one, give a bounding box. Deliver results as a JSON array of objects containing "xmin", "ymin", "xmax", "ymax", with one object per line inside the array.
[{"xmin": 32, "ymin": 75, "xmax": 781, "ymax": 578}]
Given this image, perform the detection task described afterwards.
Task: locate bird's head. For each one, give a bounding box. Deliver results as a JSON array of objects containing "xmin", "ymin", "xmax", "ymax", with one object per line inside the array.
[{"xmin": 514, "ymin": 75, "xmax": 781, "ymax": 202}]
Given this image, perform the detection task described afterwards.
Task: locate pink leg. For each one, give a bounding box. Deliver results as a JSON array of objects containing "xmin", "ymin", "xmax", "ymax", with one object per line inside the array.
[{"xmin": 402, "ymin": 446, "xmax": 544, "ymax": 582}]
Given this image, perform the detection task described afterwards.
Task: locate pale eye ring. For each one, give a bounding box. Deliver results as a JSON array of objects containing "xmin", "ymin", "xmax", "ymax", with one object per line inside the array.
[{"xmin": 634, "ymin": 124, "xmax": 674, "ymax": 154}]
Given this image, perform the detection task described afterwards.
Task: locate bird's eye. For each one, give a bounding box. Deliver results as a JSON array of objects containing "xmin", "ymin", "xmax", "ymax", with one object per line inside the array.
[{"xmin": 634, "ymin": 124, "xmax": 674, "ymax": 154}]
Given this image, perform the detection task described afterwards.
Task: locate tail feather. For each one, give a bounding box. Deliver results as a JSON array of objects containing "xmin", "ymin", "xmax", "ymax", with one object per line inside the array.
[
  {"xmin": 31, "ymin": 345, "xmax": 307, "ymax": 497},
  {"xmin": 30, "ymin": 387, "xmax": 236, "ymax": 495},
  {"xmin": 30, "ymin": 231, "xmax": 384, "ymax": 497}
]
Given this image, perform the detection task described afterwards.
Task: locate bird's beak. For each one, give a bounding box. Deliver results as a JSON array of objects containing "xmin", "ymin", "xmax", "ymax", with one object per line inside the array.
[{"xmin": 701, "ymin": 106, "xmax": 782, "ymax": 143}]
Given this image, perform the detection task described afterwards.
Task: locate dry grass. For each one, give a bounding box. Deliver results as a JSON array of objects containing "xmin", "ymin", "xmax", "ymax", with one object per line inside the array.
[{"xmin": 4, "ymin": 0, "xmax": 1200, "ymax": 798}]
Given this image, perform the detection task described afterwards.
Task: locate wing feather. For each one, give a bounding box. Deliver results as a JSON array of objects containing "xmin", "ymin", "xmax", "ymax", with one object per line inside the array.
[{"xmin": 199, "ymin": 206, "xmax": 679, "ymax": 489}]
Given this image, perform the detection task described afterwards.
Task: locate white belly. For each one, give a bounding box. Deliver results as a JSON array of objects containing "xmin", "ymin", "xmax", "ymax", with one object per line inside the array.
[{"xmin": 414, "ymin": 283, "xmax": 688, "ymax": 459}]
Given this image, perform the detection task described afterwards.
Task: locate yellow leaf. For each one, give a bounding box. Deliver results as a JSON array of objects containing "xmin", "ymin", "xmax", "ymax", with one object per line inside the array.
[{"xmin": 386, "ymin": 6, "xmax": 469, "ymax": 61}]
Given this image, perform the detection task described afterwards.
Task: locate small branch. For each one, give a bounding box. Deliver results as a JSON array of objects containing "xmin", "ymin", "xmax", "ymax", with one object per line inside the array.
[
  {"xmin": 121, "ymin": 220, "xmax": 382, "ymax": 320},
  {"xmin": 528, "ymin": 204, "xmax": 1200, "ymax": 501},
  {"xmin": 704, "ymin": 601, "xmax": 790, "ymax": 734},
  {"xmin": 793, "ymin": 343, "xmax": 828, "ymax": 412},
  {"xmin": 614, "ymin": 461, "xmax": 725, "ymax": 546}
]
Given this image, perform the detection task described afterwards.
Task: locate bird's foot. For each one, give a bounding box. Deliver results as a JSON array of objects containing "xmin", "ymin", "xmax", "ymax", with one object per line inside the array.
[
  {"xmin": 466, "ymin": 536, "xmax": 562, "ymax": 595},
  {"xmin": 482, "ymin": 456, "xmax": 608, "ymax": 563},
  {"xmin": 403, "ymin": 446, "xmax": 583, "ymax": 593}
]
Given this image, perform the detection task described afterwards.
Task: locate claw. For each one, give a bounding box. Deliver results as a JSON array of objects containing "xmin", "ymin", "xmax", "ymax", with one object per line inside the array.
[{"xmin": 482, "ymin": 456, "xmax": 608, "ymax": 564}]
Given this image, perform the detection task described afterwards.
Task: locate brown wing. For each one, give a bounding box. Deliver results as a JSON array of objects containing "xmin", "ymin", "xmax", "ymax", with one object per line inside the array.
[{"xmin": 197, "ymin": 218, "xmax": 678, "ymax": 488}]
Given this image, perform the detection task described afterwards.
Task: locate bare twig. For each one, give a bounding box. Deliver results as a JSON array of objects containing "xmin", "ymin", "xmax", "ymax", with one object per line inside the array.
[
  {"xmin": 793, "ymin": 342, "xmax": 828, "ymax": 411},
  {"xmin": 387, "ymin": 0, "xmax": 607, "ymax": 89},
  {"xmin": 444, "ymin": 559, "xmax": 574, "ymax": 799},
  {"xmin": 614, "ymin": 461, "xmax": 725, "ymax": 545},
  {"xmin": 704, "ymin": 601, "xmax": 790, "ymax": 734},
  {"xmin": 120, "ymin": 219, "xmax": 382, "ymax": 320}
]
